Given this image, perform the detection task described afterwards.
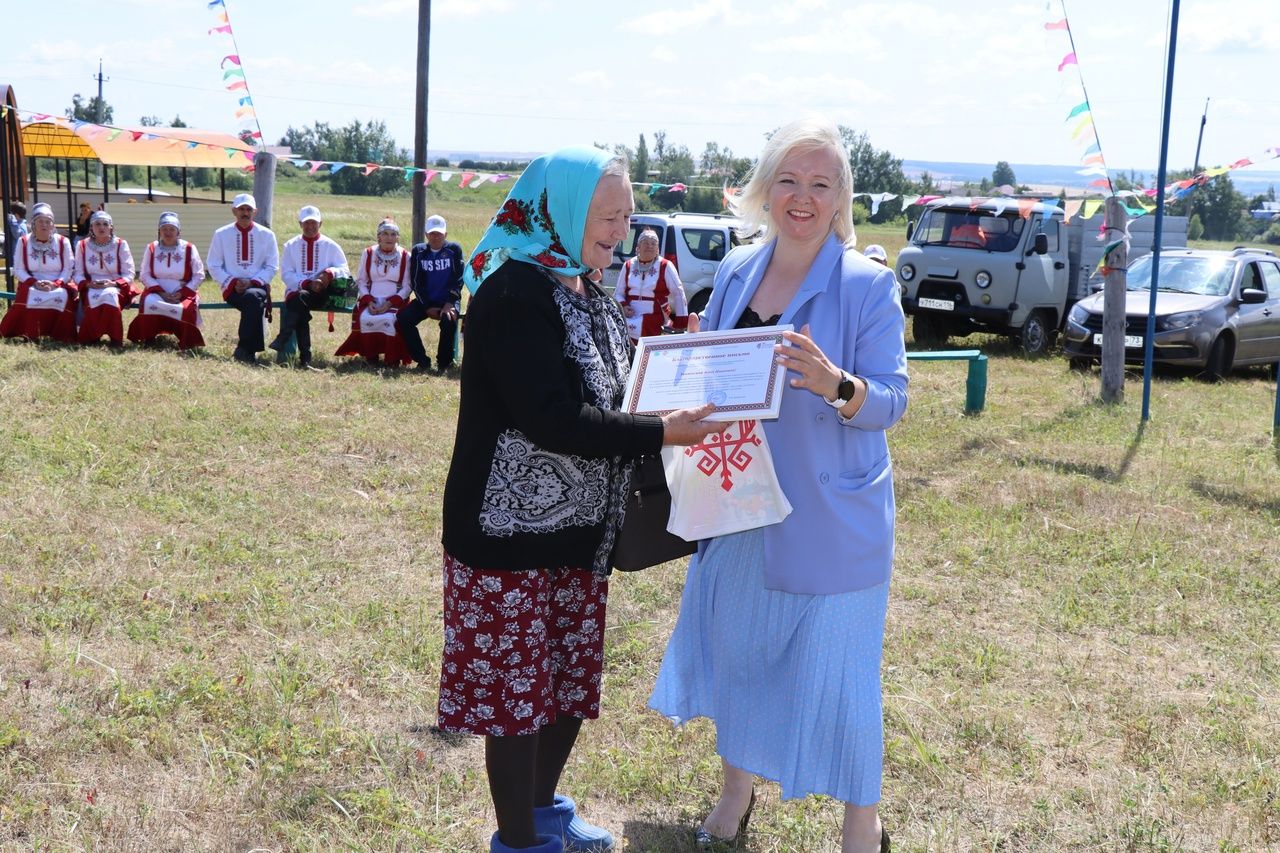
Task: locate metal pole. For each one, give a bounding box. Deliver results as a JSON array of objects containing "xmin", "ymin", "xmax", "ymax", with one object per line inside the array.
[
  {"xmin": 65, "ymin": 159, "xmax": 72, "ymax": 237},
  {"xmin": 182, "ymin": 166, "xmax": 188, "ymax": 204},
  {"xmin": 30, "ymin": 157, "xmax": 38, "ymax": 202},
  {"xmin": 1192, "ymin": 98, "xmax": 1209, "ymax": 175},
  {"xmin": 411, "ymin": 0, "xmax": 431, "ymax": 243},
  {"xmin": 146, "ymin": 165, "xmax": 153, "ymax": 201},
  {"xmin": 219, "ymin": 169, "xmax": 226, "ymax": 204},
  {"xmin": 113, "ymin": 164, "xmax": 119, "ymax": 192},
  {"xmin": 1141, "ymin": 0, "xmax": 1181, "ymax": 422}
]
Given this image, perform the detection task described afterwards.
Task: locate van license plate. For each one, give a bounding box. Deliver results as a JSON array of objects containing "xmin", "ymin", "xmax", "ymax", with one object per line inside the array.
[
  {"xmin": 1092, "ymin": 333, "xmax": 1143, "ymax": 348},
  {"xmin": 918, "ymin": 297, "xmax": 954, "ymax": 312}
]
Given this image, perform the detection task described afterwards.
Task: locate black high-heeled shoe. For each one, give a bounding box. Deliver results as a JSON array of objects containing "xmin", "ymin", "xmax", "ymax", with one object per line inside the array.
[
  {"xmin": 694, "ymin": 789, "xmax": 756, "ymax": 849},
  {"xmin": 880, "ymin": 823, "xmax": 891, "ymax": 852}
]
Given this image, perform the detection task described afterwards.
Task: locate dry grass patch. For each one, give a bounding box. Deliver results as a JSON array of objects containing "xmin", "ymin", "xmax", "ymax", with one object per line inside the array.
[{"xmin": 1, "ymin": 217, "xmax": 1279, "ymax": 850}]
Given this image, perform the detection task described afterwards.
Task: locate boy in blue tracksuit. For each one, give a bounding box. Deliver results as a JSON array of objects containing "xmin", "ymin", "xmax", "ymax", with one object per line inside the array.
[{"xmin": 399, "ymin": 214, "xmax": 464, "ymax": 373}]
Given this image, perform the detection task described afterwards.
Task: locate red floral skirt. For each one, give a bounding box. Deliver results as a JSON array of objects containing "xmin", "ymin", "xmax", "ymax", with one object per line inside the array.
[
  {"xmin": 0, "ymin": 282, "xmax": 77, "ymax": 343},
  {"xmin": 127, "ymin": 296, "xmax": 205, "ymax": 350},
  {"xmin": 436, "ymin": 552, "xmax": 608, "ymax": 737}
]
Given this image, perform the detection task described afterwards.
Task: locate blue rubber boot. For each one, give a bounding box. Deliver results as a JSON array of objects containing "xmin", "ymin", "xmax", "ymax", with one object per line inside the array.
[
  {"xmin": 533, "ymin": 795, "xmax": 615, "ymax": 852},
  {"xmin": 489, "ymin": 830, "xmax": 563, "ymax": 852}
]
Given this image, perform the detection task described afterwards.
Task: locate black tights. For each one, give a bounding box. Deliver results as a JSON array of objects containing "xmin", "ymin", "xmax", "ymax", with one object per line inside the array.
[{"xmin": 485, "ymin": 715, "xmax": 583, "ymax": 849}]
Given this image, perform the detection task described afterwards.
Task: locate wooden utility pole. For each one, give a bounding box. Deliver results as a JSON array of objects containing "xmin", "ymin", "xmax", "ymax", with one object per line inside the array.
[
  {"xmin": 411, "ymin": 0, "xmax": 431, "ymax": 244},
  {"xmin": 1100, "ymin": 196, "xmax": 1128, "ymax": 404}
]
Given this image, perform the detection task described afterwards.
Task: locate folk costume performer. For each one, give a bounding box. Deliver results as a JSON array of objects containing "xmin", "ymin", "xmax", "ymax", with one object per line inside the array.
[
  {"xmin": 75, "ymin": 210, "xmax": 136, "ymax": 346},
  {"xmin": 128, "ymin": 211, "xmax": 207, "ymax": 350},
  {"xmin": 0, "ymin": 202, "xmax": 78, "ymax": 343}
]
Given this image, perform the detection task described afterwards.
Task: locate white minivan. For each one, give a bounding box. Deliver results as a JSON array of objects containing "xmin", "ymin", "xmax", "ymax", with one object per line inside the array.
[{"xmin": 601, "ymin": 212, "xmax": 754, "ymax": 314}]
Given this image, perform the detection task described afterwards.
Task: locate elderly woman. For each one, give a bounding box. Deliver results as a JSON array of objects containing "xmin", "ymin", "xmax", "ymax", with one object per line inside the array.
[
  {"xmin": 0, "ymin": 202, "xmax": 78, "ymax": 343},
  {"xmin": 75, "ymin": 210, "xmax": 136, "ymax": 346},
  {"xmin": 127, "ymin": 212, "xmax": 207, "ymax": 350},
  {"xmin": 648, "ymin": 117, "xmax": 909, "ymax": 853},
  {"xmin": 613, "ymin": 227, "xmax": 689, "ymax": 342},
  {"xmin": 438, "ymin": 146, "xmax": 725, "ymax": 853},
  {"xmin": 335, "ymin": 218, "xmax": 412, "ymax": 365}
]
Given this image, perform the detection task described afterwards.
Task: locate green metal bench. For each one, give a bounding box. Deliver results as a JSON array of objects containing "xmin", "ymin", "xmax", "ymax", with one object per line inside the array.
[{"xmin": 906, "ymin": 349, "xmax": 988, "ymax": 415}]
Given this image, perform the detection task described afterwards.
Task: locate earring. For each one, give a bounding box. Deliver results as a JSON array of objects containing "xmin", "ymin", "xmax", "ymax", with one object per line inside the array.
[{"xmin": 762, "ymin": 203, "xmax": 770, "ymax": 212}]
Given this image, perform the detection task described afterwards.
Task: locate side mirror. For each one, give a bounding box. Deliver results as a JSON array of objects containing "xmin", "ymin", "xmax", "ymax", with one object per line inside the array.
[
  {"xmin": 1029, "ymin": 233, "xmax": 1049, "ymax": 255},
  {"xmin": 905, "ymin": 220, "xmax": 915, "ymax": 241},
  {"xmin": 1240, "ymin": 287, "xmax": 1267, "ymax": 304}
]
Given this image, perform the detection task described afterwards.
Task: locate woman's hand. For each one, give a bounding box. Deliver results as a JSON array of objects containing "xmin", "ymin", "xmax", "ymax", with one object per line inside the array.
[
  {"xmin": 661, "ymin": 403, "xmax": 728, "ymax": 446},
  {"xmin": 35, "ymin": 280, "xmax": 56, "ymax": 292},
  {"xmin": 776, "ymin": 323, "xmax": 842, "ymax": 400},
  {"xmin": 686, "ymin": 312, "xmax": 700, "ymax": 333},
  {"xmin": 621, "ymin": 303, "xmax": 636, "ymax": 318}
]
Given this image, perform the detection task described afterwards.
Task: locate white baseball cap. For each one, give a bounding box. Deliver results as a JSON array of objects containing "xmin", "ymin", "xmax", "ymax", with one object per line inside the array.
[
  {"xmin": 298, "ymin": 205, "xmax": 322, "ymax": 223},
  {"xmin": 231, "ymin": 193, "xmax": 257, "ymax": 209},
  {"xmin": 425, "ymin": 214, "xmax": 447, "ymax": 234},
  {"xmin": 863, "ymin": 244, "xmax": 888, "ymax": 262}
]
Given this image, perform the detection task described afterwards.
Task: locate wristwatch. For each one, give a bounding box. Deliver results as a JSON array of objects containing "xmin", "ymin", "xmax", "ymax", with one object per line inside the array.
[{"xmin": 825, "ymin": 372, "xmax": 858, "ymax": 409}]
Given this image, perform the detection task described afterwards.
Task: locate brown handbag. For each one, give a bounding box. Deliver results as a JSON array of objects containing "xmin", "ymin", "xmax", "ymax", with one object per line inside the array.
[{"xmin": 611, "ymin": 454, "xmax": 697, "ymax": 571}]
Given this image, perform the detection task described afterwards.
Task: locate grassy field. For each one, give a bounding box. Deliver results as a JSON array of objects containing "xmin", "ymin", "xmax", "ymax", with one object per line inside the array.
[{"xmin": 1, "ymin": 205, "xmax": 1278, "ymax": 852}]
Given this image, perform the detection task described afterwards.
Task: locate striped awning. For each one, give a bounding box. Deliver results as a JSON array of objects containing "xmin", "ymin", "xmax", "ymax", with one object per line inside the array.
[{"xmin": 20, "ymin": 120, "xmax": 257, "ymax": 169}]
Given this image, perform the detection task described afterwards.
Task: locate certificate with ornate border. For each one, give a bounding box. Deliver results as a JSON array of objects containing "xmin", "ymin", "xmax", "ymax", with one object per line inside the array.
[{"xmin": 622, "ymin": 325, "xmax": 793, "ymax": 422}]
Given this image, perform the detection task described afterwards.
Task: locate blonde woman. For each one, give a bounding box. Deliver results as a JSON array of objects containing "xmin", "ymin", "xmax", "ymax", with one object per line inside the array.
[{"xmin": 649, "ymin": 117, "xmax": 908, "ymax": 853}]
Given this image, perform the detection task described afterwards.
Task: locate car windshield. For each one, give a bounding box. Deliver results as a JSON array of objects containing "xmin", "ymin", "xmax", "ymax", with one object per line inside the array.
[
  {"xmin": 1126, "ymin": 255, "xmax": 1236, "ymax": 296},
  {"xmin": 912, "ymin": 208, "xmax": 1026, "ymax": 252}
]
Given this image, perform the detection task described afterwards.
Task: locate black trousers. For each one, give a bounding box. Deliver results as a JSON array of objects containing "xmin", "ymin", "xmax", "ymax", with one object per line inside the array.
[
  {"xmin": 225, "ymin": 289, "xmax": 268, "ymax": 355},
  {"xmin": 396, "ymin": 298, "xmax": 458, "ymax": 367},
  {"xmin": 273, "ymin": 289, "xmax": 326, "ymax": 361}
]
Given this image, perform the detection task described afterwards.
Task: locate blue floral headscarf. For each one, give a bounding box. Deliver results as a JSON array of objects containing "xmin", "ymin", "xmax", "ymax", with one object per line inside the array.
[{"xmin": 463, "ymin": 145, "xmax": 614, "ymax": 293}]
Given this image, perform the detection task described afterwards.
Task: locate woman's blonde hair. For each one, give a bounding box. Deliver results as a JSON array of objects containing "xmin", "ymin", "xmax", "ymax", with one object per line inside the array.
[{"xmin": 731, "ymin": 116, "xmax": 855, "ymax": 247}]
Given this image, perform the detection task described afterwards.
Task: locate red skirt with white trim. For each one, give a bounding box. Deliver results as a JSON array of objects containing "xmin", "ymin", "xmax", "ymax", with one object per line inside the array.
[
  {"xmin": 77, "ymin": 286, "xmax": 126, "ymax": 345},
  {"xmin": 334, "ymin": 304, "xmax": 411, "ymax": 365},
  {"xmin": 0, "ymin": 282, "xmax": 77, "ymax": 343},
  {"xmin": 127, "ymin": 294, "xmax": 205, "ymax": 350}
]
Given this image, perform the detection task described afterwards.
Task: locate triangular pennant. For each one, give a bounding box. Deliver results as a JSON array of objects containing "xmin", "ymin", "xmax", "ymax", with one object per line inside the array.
[
  {"xmin": 308, "ymin": 161, "xmax": 324, "ymax": 175},
  {"xmin": 1058, "ymin": 52, "xmax": 1078, "ymax": 71},
  {"xmin": 423, "ymin": 169, "xmax": 438, "ymax": 185},
  {"xmin": 459, "ymin": 172, "xmax": 477, "ymax": 188}
]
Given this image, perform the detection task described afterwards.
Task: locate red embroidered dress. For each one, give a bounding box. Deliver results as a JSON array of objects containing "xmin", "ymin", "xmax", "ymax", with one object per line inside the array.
[
  {"xmin": 334, "ymin": 245, "xmax": 413, "ymax": 365},
  {"xmin": 75, "ymin": 236, "xmax": 137, "ymax": 345},
  {"xmin": 0, "ymin": 233, "xmax": 78, "ymax": 342},
  {"xmin": 127, "ymin": 240, "xmax": 207, "ymax": 350},
  {"xmin": 613, "ymin": 256, "xmax": 690, "ymax": 341}
]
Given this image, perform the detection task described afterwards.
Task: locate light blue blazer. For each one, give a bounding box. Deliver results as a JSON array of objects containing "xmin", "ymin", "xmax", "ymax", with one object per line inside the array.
[{"xmin": 699, "ymin": 233, "xmax": 909, "ymax": 594}]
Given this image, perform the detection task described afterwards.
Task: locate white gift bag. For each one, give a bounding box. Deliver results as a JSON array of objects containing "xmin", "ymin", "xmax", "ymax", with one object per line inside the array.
[{"xmin": 663, "ymin": 419, "xmax": 792, "ymax": 541}]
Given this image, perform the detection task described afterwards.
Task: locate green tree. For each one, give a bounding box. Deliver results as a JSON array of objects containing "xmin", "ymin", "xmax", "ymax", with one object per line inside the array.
[
  {"xmin": 992, "ymin": 161, "xmax": 1017, "ymax": 188},
  {"xmin": 1187, "ymin": 213, "xmax": 1204, "ymax": 241},
  {"xmin": 171, "ymin": 115, "xmax": 188, "ymax": 128},
  {"xmin": 837, "ymin": 126, "xmax": 910, "ymax": 222},
  {"xmin": 67, "ymin": 93, "xmax": 112, "ymax": 124},
  {"xmin": 1169, "ymin": 171, "xmax": 1246, "ymax": 241},
  {"xmin": 279, "ymin": 120, "xmax": 409, "ymax": 196},
  {"xmin": 139, "ymin": 116, "xmax": 162, "ymax": 127},
  {"xmin": 633, "ymin": 134, "xmax": 650, "ymax": 182}
]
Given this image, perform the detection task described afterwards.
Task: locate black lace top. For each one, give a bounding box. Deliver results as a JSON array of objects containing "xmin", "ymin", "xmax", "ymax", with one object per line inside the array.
[{"xmin": 736, "ymin": 306, "xmax": 782, "ymax": 329}]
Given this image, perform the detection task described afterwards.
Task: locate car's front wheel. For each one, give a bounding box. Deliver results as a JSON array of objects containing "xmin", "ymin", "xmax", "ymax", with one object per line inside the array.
[{"xmin": 1201, "ymin": 334, "xmax": 1234, "ymax": 381}]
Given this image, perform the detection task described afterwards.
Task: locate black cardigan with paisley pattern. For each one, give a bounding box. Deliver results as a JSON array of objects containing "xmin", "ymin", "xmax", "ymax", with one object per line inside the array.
[{"xmin": 442, "ymin": 260, "xmax": 664, "ymax": 572}]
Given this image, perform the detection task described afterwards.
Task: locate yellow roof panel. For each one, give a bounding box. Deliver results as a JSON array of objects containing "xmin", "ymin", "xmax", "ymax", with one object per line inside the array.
[{"xmin": 20, "ymin": 120, "xmax": 256, "ymax": 169}]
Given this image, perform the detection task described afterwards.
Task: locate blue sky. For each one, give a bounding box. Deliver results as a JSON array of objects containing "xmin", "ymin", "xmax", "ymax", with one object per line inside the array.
[{"xmin": 3, "ymin": 0, "xmax": 1278, "ymax": 174}]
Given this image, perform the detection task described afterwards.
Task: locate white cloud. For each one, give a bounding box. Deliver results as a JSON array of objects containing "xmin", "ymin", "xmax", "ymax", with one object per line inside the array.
[
  {"xmin": 650, "ymin": 46, "xmax": 678, "ymax": 62},
  {"xmin": 621, "ymin": 0, "xmax": 753, "ymax": 36}
]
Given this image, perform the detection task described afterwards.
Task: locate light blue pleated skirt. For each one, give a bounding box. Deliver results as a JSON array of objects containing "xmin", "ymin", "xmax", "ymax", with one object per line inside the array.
[{"xmin": 648, "ymin": 527, "xmax": 889, "ymax": 805}]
